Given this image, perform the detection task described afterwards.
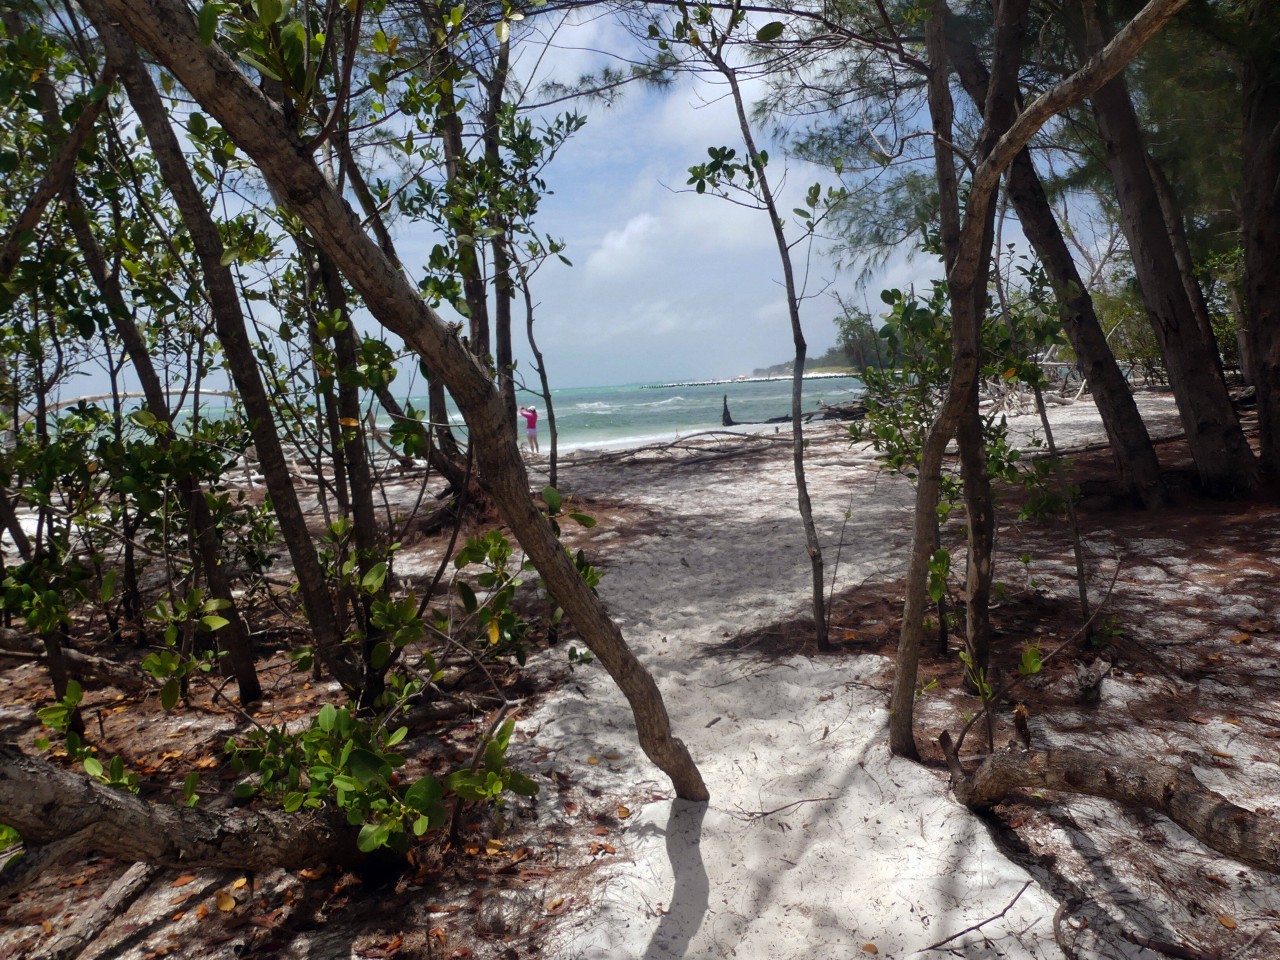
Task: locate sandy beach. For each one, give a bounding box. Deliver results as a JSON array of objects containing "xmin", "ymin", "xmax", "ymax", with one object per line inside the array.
[{"xmin": 472, "ymin": 389, "xmax": 1280, "ymax": 960}]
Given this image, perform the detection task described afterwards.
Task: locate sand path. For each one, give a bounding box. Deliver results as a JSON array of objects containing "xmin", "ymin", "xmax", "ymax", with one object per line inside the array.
[{"xmin": 502, "ymin": 396, "xmax": 1191, "ymax": 959}]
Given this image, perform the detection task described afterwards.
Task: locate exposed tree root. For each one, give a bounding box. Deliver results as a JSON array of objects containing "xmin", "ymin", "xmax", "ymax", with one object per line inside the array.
[{"xmin": 938, "ymin": 732, "xmax": 1280, "ymax": 874}]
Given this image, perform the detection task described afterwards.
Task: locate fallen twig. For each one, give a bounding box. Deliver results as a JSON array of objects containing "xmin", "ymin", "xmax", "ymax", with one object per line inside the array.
[
  {"xmin": 922, "ymin": 879, "xmax": 1033, "ymax": 951},
  {"xmin": 733, "ymin": 796, "xmax": 836, "ymax": 822}
]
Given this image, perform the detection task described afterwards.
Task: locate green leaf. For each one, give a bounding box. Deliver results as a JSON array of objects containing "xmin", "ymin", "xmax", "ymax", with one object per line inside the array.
[
  {"xmin": 542, "ymin": 485, "xmax": 562, "ymax": 514},
  {"xmin": 505, "ymin": 770, "xmax": 539, "ymax": 797},
  {"xmin": 198, "ymin": 2, "xmax": 218, "ymax": 44},
  {"xmin": 219, "ymin": 246, "xmax": 241, "ymax": 267},
  {"xmin": 127, "ymin": 410, "xmax": 158, "ymax": 429},
  {"xmin": 238, "ymin": 53, "xmax": 282, "ymax": 82},
  {"xmin": 257, "ymin": 0, "xmax": 282, "ymax": 25},
  {"xmin": 495, "ymin": 20, "xmax": 510, "ymax": 42},
  {"xmin": 356, "ymin": 822, "xmax": 388, "ymax": 853},
  {"xmin": 283, "ymin": 791, "xmax": 305, "ymax": 812},
  {"xmin": 361, "ymin": 562, "xmax": 388, "ymax": 594},
  {"xmin": 348, "ymin": 748, "xmax": 389, "ymax": 788},
  {"xmin": 456, "ymin": 581, "xmax": 478, "ymax": 614},
  {"xmin": 161, "ymin": 679, "xmax": 181, "ymax": 711},
  {"xmin": 200, "ymin": 615, "xmax": 230, "ymax": 632},
  {"xmin": 403, "ymin": 775, "xmax": 443, "ymax": 813},
  {"xmin": 83, "ymin": 756, "xmax": 104, "ymax": 779},
  {"xmin": 385, "ymin": 725, "xmax": 408, "ymax": 747},
  {"xmin": 568, "ymin": 512, "xmax": 596, "ymax": 528},
  {"xmin": 99, "ymin": 569, "xmax": 118, "ymax": 604},
  {"xmin": 331, "ymin": 774, "xmax": 358, "ymax": 793},
  {"xmin": 317, "ymin": 703, "xmax": 336, "ymax": 732}
]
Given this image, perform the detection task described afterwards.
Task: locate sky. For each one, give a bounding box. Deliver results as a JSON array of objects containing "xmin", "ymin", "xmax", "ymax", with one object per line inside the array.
[{"xmin": 391, "ymin": 11, "xmax": 939, "ymax": 390}]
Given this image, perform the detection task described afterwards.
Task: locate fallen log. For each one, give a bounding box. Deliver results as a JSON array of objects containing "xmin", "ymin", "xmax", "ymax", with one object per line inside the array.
[
  {"xmin": 0, "ymin": 629, "xmax": 146, "ymax": 692},
  {"xmin": 0, "ymin": 743, "xmax": 358, "ymax": 879},
  {"xmin": 938, "ymin": 732, "xmax": 1280, "ymax": 874}
]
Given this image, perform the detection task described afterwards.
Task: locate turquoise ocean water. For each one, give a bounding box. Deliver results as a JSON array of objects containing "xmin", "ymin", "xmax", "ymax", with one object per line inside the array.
[{"xmin": 399, "ymin": 376, "xmax": 865, "ymax": 453}]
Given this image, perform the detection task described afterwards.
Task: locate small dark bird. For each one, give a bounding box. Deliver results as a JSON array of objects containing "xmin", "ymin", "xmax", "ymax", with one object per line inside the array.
[{"xmin": 1013, "ymin": 702, "xmax": 1031, "ymax": 749}]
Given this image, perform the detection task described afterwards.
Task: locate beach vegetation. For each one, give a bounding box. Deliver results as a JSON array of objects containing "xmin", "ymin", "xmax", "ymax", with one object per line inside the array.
[
  {"xmin": 0, "ymin": 0, "xmax": 709, "ymax": 901},
  {"xmin": 4, "ymin": 0, "xmax": 1280, "ymax": 953}
]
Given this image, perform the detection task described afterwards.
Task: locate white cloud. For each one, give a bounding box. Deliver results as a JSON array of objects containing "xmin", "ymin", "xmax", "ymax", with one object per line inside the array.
[{"xmin": 583, "ymin": 212, "xmax": 662, "ymax": 278}]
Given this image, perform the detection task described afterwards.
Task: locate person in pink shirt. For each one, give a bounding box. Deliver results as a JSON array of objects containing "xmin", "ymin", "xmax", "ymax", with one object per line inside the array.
[{"xmin": 519, "ymin": 405, "xmax": 539, "ymax": 454}]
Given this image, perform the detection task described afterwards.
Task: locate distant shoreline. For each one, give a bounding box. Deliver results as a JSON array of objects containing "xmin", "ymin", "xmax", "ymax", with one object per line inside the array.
[{"xmin": 644, "ymin": 372, "xmax": 858, "ymax": 389}]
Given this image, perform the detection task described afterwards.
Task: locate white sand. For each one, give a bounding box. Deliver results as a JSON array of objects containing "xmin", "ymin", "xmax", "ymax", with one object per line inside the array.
[{"xmin": 502, "ymin": 393, "xmax": 1192, "ymax": 960}]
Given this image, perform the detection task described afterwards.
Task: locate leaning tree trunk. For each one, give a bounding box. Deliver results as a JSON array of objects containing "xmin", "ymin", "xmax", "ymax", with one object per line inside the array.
[
  {"xmin": 84, "ymin": 4, "xmax": 363, "ymax": 694},
  {"xmin": 948, "ymin": 29, "xmax": 1167, "ymax": 509},
  {"xmin": 1075, "ymin": 3, "xmax": 1258, "ymax": 496},
  {"xmin": 0, "ymin": 742, "xmax": 356, "ymax": 873},
  {"xmin": 97, "ymin": 0, "xmax": 708, "ymax": 802},
  {"xmin": 1241, "ymin": 3, "xmax": 1280, "ymax": 474},
  {"xmin": 939, "ymin": 735, "xmax": 1280, "ymax": 874},
  {"xmin": 890, "ymin": 0, "xmax": 1190, "ymax": 758}
]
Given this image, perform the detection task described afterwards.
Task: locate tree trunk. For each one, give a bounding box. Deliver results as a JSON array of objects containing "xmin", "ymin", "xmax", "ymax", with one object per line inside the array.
[
  {"xmin": 1241, "ymin": 3, "xmax": 1280, "ymax": 473},
  {"xmin": 99, "ymin": 0, "xmax": 708, "ymax": 802},
  {"xmin": 1147, "ymin": 152, "xmax": 1224, "ymax": 379},
  {"xmin": 947, "ymin": 30, "xmax": 1167, "ymax": 509},
  {"xmin": 319, "ymin": 249, "xmax": 387, "ymax": 706},
  {"xmin": 707, "ymin": 45, "xmax": 828, "ymax": 650},
  {"xmin": 518, "ymin": 261, "xmax": 559, "ymax": 488},
  {"xmin": 956, "ymin": 391, "xmax": 994, "ymax": 676},
  {"xmin": 1075, "ymin": 1, "xmax": 1258, "ymax": 495},
  {"xmin": 82, "ymin": 1, "xmax": 363, "ymax": 694},
  {"xmin": 891, "ymin": 0, "xmax": 1190, "ymax": 756},
  {"xmin": 939, "ymin": 735, "xmax": 1280, "ymax": 874},
  {"xmin": 0, "ymin": 743, "xmax": 357, "ymax": 871},
  {"xmin": 484, "ymin": 37, "xmax": 518, "ymax": 427}
]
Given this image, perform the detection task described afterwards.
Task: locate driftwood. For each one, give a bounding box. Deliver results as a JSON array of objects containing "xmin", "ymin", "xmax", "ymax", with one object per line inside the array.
[
  {"xmin": 721, "ymin": 394, "xmax": 866, "ymax": 427},
  {"xmin": 0, "ymin": 629, "xmax": 146, "ymax": 691},
  {"xmin": 0, "ymin": 743, "xmax": 358, "ymax": 878},
  {"xmin": 938, "ymin": 733, "xmax": 1280, "ymax": 873}
]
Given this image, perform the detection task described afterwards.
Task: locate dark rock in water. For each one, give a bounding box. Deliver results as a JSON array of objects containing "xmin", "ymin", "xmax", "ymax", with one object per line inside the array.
[{"xmin": 720, "ymin": 395, "xmax": 866, "ymax": 427}]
